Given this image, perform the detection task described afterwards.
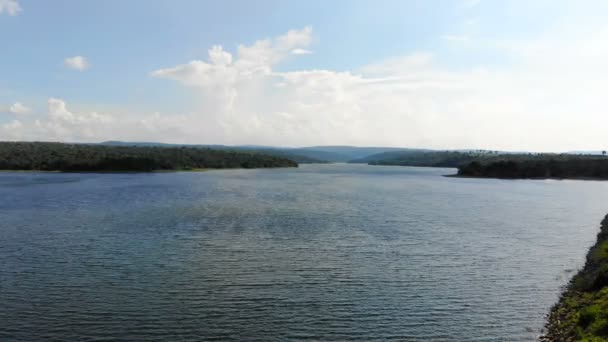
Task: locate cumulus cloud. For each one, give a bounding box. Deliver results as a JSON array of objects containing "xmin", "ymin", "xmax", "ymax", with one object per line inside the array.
[
  {"xmin": 291, "ymin": 48, "xmax": 313, "ymax": 55},
  {"xmin": 153, "ymin": 26, "xmax": 313, "ymax": 81},
  {"xmin": 64, "ymin": 56, "xmax": 89, "ymax": 71},
  {"xmin": 6, "ymin": 102, "xmax": 30, "ymax": 114},
  {"xmin": 0, "ymin": 97, "xmax": 197, "ymax": 143},
  {"xmin": 146, "ymin": 25, "xmax": 608, "ymax": 150},
  {"xmin": 0, "ymin": 0, "xmax": 21, "ymax": 16},
  {"xmin": 1, "ymin": 120, "xmax": 23, "ymax": 140},
  {"xmin": 40, "ymin": 98, "xmax": 113, "ymax": 140},
  {"xmin": 208, "ymin": 45, "xmax": 233, "ymax": 65},
  {"xmin": 148, "ymin": 28, "xmax": 460, "ymax": 147}
]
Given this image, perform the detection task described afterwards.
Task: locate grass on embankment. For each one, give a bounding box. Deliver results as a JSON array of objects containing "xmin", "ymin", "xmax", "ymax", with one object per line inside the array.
[{"xmin": 542, "ymin": 215, "xmax": 608, "ymax": 341}]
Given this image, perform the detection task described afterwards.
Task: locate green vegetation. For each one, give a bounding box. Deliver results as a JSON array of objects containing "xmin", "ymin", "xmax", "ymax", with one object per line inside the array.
[
  {"xmin": 352, "ymin": 149, "xmax": 608, "ymax": 180},
  {"xmin": 231, "ymin": 148, "xmax": 329, "ymax": 164},
  {"xmin": 542, "ymin": 215, "xmax": 608, "ymax": 341},
  {"xmin": 458, "ymin": 155, "xmax": 608, "ymax": 179},
  {"xmin": 349, "ymin": 150, "xmax": 498, "ymax": 167},
  {"xmin": 0, "ymin": 142, "xmax": 298, "ymax": 172}
]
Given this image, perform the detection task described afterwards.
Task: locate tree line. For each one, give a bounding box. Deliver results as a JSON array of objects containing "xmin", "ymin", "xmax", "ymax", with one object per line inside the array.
[
  {"xmin": 458, "ymin": 155, "xmax": 608, "ymax": 179},
  {"xmin": 353, "ymin": 150, "xmax": 499, "ymax": 168},
  {"xmin": 0, "ymin": 142, "xmax": 298, "ymax": 172}
]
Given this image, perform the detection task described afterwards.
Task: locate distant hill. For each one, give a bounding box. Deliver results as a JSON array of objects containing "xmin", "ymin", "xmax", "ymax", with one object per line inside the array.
[
  {"xmin": 349, "ymin": 149, "xmax": 431, "ymax": 164},
  {"xmin": 99, "ymin": 142, "xmax": 557, "ymax": 166},
  {"xmin": 100, "ymin": 141, "xmax": 327, "ymax": 164},
  {"xmin": 567, "ymin": 150, "xmax": 608, "ymax": 155},
  {"xmin": 101, "ymin": 141, "xmax": 177, "ymax": 147},
  {"xmin": 284, "ymin": 148, "xmax": 363, "ymax": 162},
  {"xmin": 99, "ymin": 142, "xmax": 411, "ymax": 163},
  {"xmin": 348, "ymin": 149, "xmax": 502, "ymax": 167},
  {"xmin": 232, "ymin": 148, "xmax": 328, "ymax": 164},
  {"xmin": 297, "ymin": 146, "xmax": 412, "ymax": 162}
]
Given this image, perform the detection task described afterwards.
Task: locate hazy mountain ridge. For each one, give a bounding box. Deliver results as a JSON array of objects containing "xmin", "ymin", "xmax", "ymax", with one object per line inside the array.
[
  {"xmin": 101, "ymin": 142, "xmax": 608, "ymax": 168},
  {"xmin": 100, "ymin": 142, "xmax": 409, "ymax": 163},
  {"xmin": 348, "ymin": 149, "xmax": 510, "ymax": 167}
]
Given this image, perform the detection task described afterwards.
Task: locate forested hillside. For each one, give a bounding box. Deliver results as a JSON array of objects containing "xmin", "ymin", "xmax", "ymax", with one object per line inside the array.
[
  {"xmin": 100, "ymin": 141, "xmax": 328, "ymax": 164},
  {"xmin": 0, "ymin": 142, "xmax": 298, "ymax": 172}
]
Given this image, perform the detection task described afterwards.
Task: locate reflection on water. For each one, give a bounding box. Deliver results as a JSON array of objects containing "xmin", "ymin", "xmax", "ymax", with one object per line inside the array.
[{"xmin": 1, "ymin": 164, "xmax": 607, "ymax": 341}]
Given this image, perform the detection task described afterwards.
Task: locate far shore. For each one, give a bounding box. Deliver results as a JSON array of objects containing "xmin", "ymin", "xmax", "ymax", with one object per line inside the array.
[
  {"xmin": 0, "ymin": 168, "xmax": 211, "ymax": 174},
  {"xmin": 0, "ymin": 166, "xmax": 303, "ymax": 174},
  {"xmin": 445, "ymin": 174, "xmax": 608, "ymax": 181}
]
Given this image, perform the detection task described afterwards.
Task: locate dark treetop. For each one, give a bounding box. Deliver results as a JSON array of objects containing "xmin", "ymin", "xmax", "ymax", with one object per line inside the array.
[
  {"xmin": 0, "ymin": 142, "xmax": 298, "ymax": 172},
  {"xmin": 457, "ymin": 155, "xmax": 608, "ymax": 180},
  {"xmin": 350, "ymin": 150, "xmax": 490, "ymax": 167}
]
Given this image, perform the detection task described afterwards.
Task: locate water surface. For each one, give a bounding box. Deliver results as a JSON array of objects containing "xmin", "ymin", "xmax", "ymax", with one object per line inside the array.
[{"xmin": 2, "ymin": 164, "xmax": 608, "ymax": 341}]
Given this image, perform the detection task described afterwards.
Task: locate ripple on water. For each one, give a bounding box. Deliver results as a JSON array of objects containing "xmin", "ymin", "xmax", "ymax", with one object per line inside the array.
[{"xmin": 1, "ymin": 164, "xmax": 608, "ymax": 341}]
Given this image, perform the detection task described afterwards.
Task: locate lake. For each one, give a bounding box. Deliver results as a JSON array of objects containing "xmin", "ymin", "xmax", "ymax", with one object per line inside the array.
[{"xmin": 1, "ymin": 164, "xmax": 608, "ymax": 341}]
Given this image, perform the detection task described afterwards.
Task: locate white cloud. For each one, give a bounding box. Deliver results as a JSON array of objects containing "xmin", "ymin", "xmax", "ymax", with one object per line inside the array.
[
  {"xmin": 0, "ymin": 120, "xmax": 23, "ymax": 140},
  {"xmin": 291, "ymin": 48, "xmax": 313, "ymax": 55},
  {"xmin": 48, "ymin": 98, "xmax": 74, "ymax": 121},
  {"xmin": 64, "ymin": 56, "xmax": 89, "ymax": 71},
  {"xmin": 9, "ymin": 102, "xmax": 30, "ymax": 114},
  {"xmin": 208, "ymin": 45, "xmax": 233, "ymax": 65},
  {"xmin": 41, "ymin": 98, "xmax": 117, "ymax": 140},
  {"xmin": 0, "ymin": 0, "xmax": 21, "ymax": 16},
  {"xmin": 3, "ymin": 119, "xmax": 22, "ymax": 130},
  {"xmin": 0, "ymin": 97, "xmax": 197, "ymax": 143}
]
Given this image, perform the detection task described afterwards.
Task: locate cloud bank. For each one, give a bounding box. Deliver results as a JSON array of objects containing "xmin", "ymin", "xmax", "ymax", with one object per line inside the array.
[
  {"xmin": 147, "ymin": 26, "xmax": 608, "ymax": 150},
  {"xmin": 3, "ymin": 24, "xmax": 608, "ymax": 151}
]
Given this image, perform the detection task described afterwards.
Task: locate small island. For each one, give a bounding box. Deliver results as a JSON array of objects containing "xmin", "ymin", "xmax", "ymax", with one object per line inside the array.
[
  {"xmin": 0, "ymin": 142, "xmax": 298, "ymax": 172},
  {"xmin": 541, "ymin": 215, "xmax": 608, "ymax": 341}
]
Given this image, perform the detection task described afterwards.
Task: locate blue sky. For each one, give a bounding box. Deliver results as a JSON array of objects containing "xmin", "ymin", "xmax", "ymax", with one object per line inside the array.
[
  {"xmin": 1, "ymin": 0, "xmax": 608, "ymax": 151},
  {"xmin": 0, "ymin": 0, "xmax": 474, "ymax": 107}
]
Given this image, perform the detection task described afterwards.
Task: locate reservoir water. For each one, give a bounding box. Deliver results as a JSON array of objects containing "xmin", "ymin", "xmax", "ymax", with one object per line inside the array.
[{"xmin": 2, "ymin": 164, "xmax": 608, "ymax": 341}]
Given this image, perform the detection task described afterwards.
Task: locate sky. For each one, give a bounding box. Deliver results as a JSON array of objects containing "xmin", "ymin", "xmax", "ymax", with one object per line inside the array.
[{"xmin": 1, "ymin": 0, "xmax": 607, "ymax": 151}]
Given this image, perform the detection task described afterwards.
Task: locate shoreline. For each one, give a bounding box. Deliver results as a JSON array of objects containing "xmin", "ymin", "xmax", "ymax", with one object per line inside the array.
[
  {"xmin": 446, "ymin": 174, "xmax": 608, "ymax": 181},
  {"xmin": 0, "ymin": 169, "xmax": 210, "ymax": 174},
  {"xmin": 0, "ymin": 166, "xmax": 298, "ymax": 174},
  {"xmin": 540, "ymin": 214, "xmax": 608, "ymax": 340}
]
